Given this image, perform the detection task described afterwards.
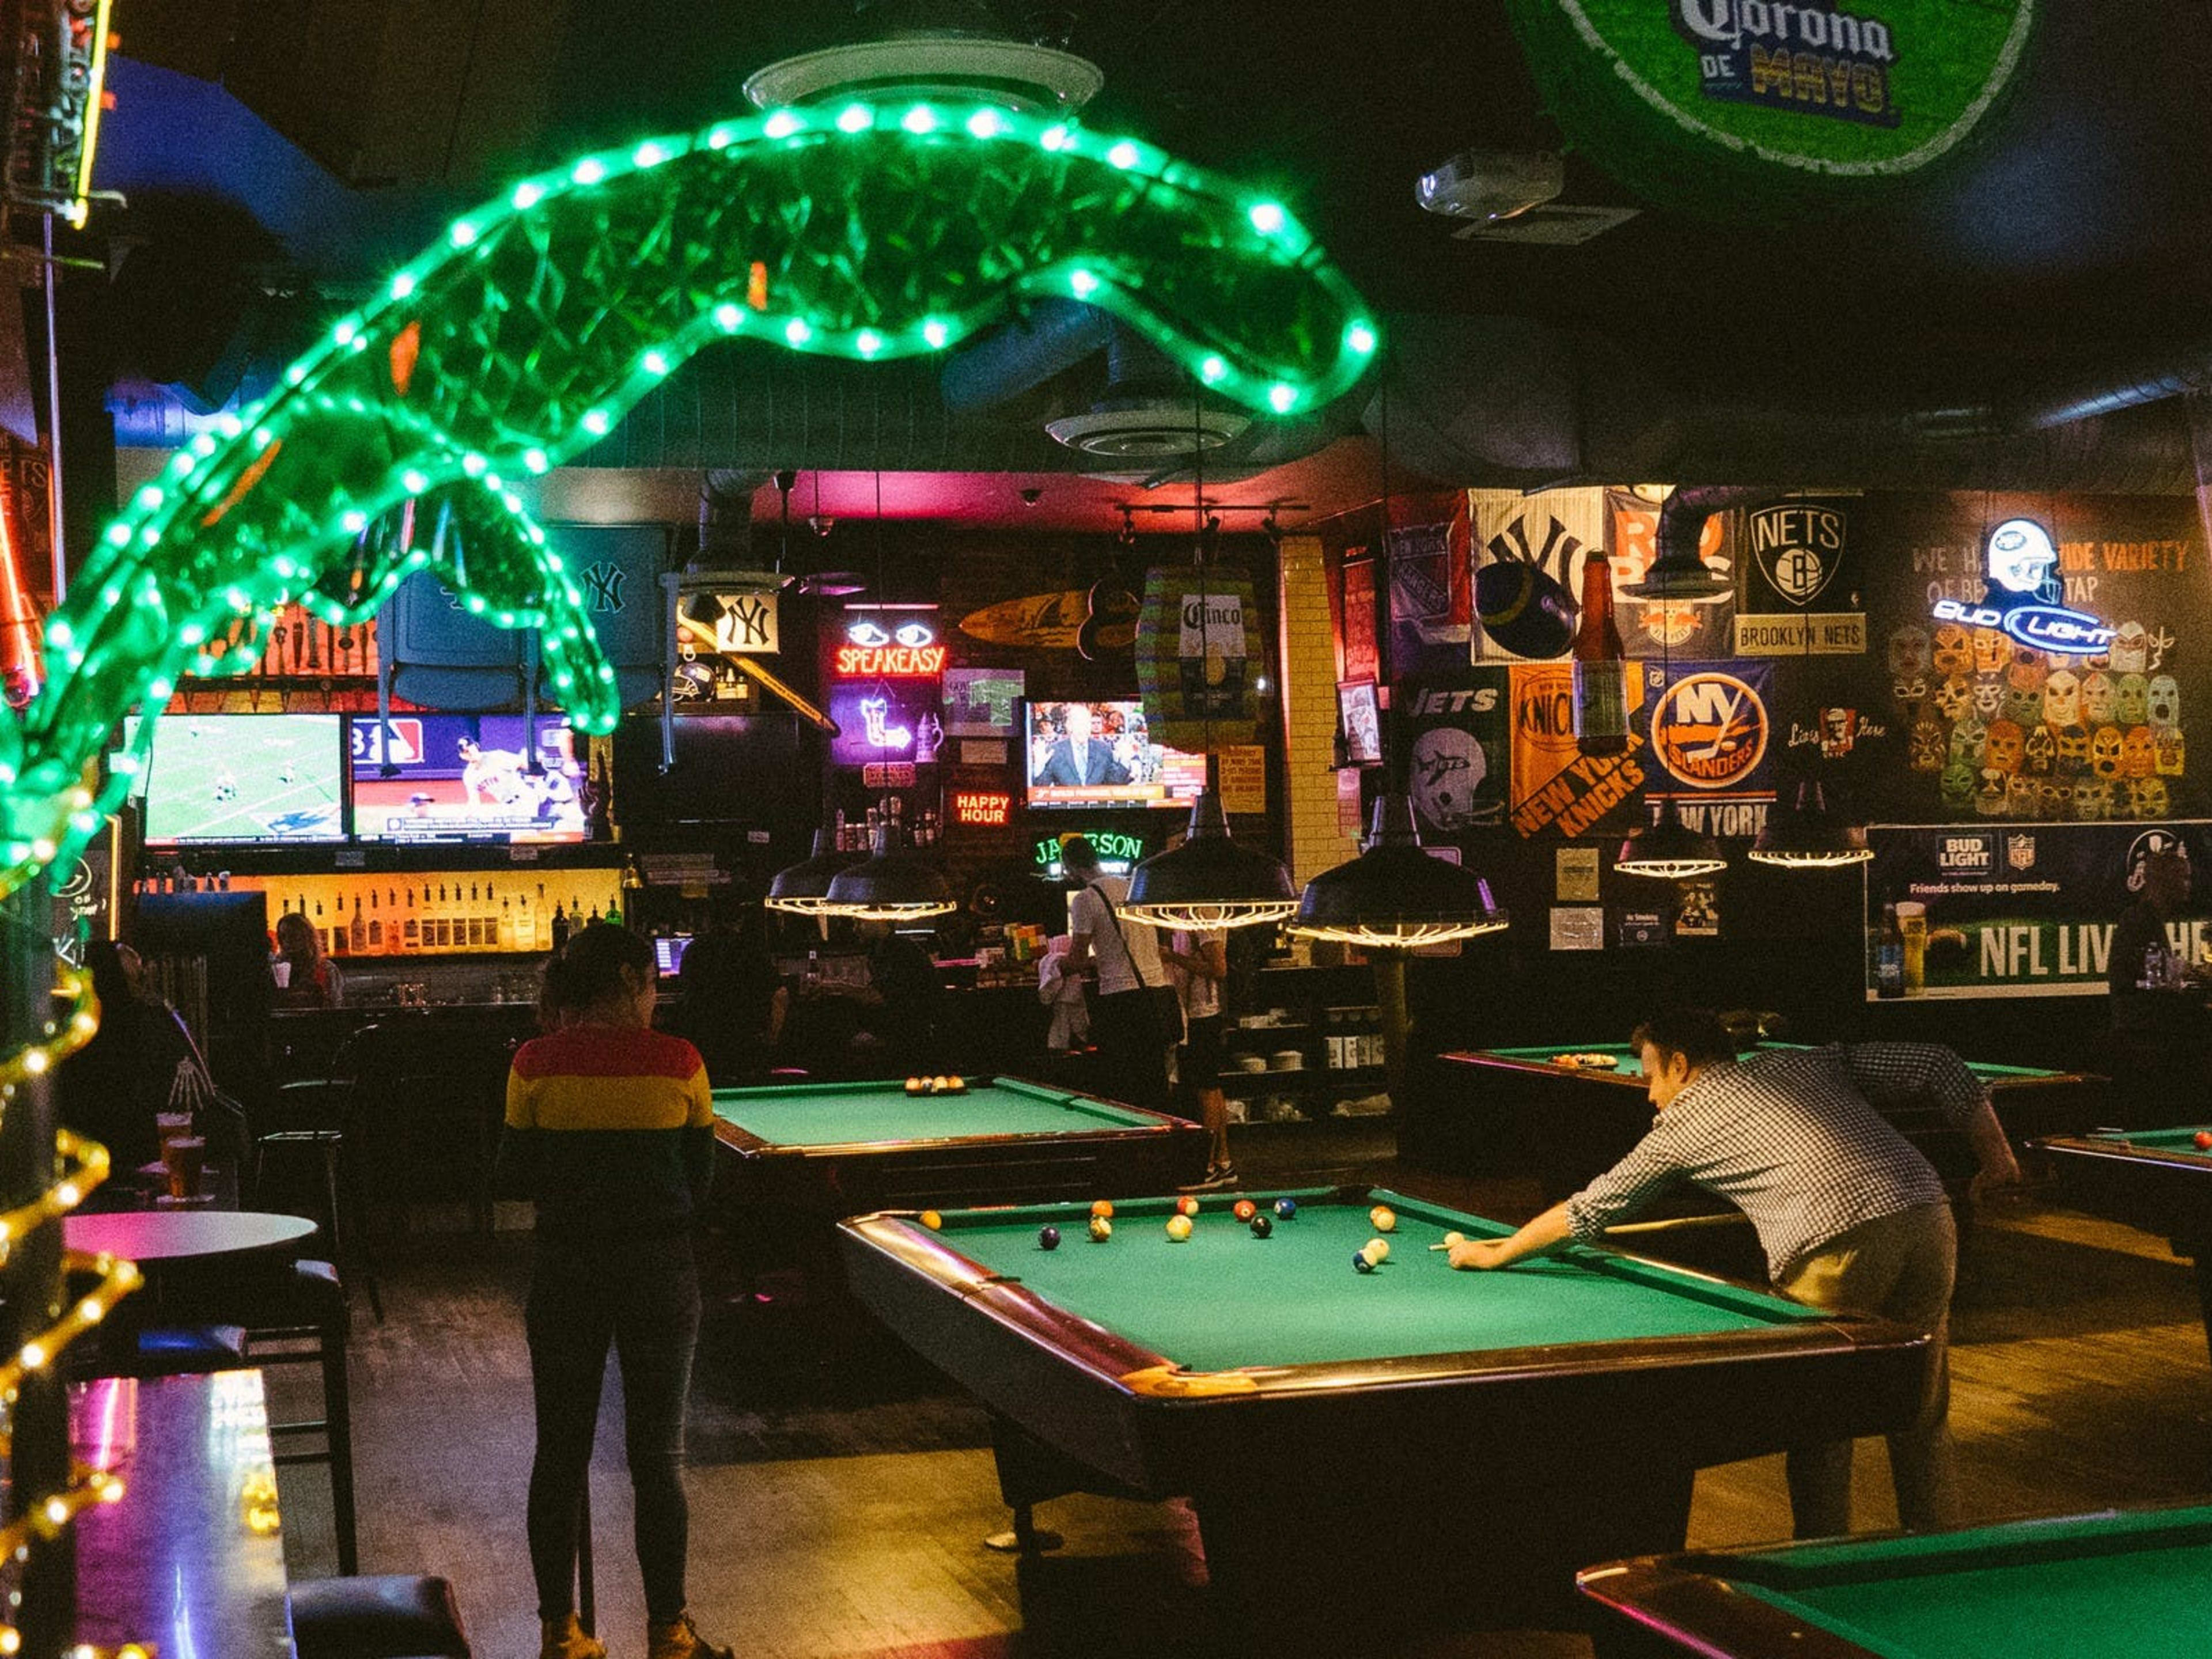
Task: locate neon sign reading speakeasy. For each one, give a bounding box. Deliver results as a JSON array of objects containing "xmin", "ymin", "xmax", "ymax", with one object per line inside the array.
[{"xmin": 838, "ymin": 615, "xmax": 945, "ymax": 677}]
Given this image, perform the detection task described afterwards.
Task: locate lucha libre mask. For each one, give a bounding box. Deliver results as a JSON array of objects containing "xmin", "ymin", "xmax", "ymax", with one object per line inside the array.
[
  {"xmin": 2022, "ymin": 723, "xmax": 2055, "ymax": 774},
  {"xmin": 2081, "ymin": 671, "xmax": 2117, "ymax": 726},
  {"xmin": 2122, "ymin": 725, "xmax": 2156, "ymax": 779},
  {"xmin": 1940, "ymin": 760, "xmax": 1977, "ymax": 811},
  {"xmin": 2007, "ymin": 648, "xmax": 2047, "ymax": 694},
  {"xmin": 2156, "ymin": 726, "xmax": 2187, "ymax": 778},
  {"xmin": 2115, "ymin": 673, "xmax": 2150, "ymax": 727},
  {"xmin": 1934, "ymin": 677, "xmax": 1975, "ymax": 721},
  {"xmin": 1976, "ymin": 768, "xmax": 2010, "ymax": 817},
  {"xmin": 1933, "ymin": 624, "xmax": 1975, "ymax": 677},
  {"xmin": 2054, "ymin": 724, "xmax": 2092, "ymax": 773},
  {"xmin": 1893, "ymin": 673, "xmax": 1929, "ymax": 707},
  {"xmin": 2127, "ymin": 778, "xmax": 2172, "ymax": 820},
  {"xmin": 2091, "ymin": 724, "xmax": 2126, "ymax": 778},
  {"xmin": 2110, "ymin": 622, "xmax": 2149, "ymax": 674},
  {"xmin": 1909, "ymin": 714, "xmax": 1948, "ymax": 772},
  {"xmin": 1972, "ymin": 628, "xmax": 2009, "ymax": 675},
  {"xmin": 1971, "ymin": 676, "xmax": 2005, "ymax": 721},
  {"xmin": 2072, "ymin": 777, "xmax": 2114, "ymax": 820},
  {"xmin": 2148, "ymin": 675, "xmax": 2181, "ymax": 729},
  {"xmin": 1950, "ymin": 717, "xmax": 1988, "ymax": 767},
  {"xmin": 2000, "ymin": 685, "xmax": 2045, "ymax": 729},
  {"xmin": 2036, "ymin": 778, "xmax": 2069, "ymax": 820},
  {"xmin": 1984, "ymin": 719, "xmax": 2025, "ymax": 773},
  {"xmin": 2043, "ymin": 669, "xmax": 2081, "ymax": 727},
  {"xmin": 1888, "ymin": 626, "xmax": 1931, "ymax": 677},
  {"xmin": 2006, "ymin": 774, "xmax": 2041, "ymax": 819}
]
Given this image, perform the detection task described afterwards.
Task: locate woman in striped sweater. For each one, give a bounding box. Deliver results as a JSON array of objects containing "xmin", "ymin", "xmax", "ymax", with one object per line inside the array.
[{"xmin": 499, "ymin": 924, "xmax": 731, "ymax": 1659}]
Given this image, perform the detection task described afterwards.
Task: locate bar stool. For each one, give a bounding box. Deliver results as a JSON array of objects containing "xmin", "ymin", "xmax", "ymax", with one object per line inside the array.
[
  {"xmin": 289, "ymin": 1574, "xmax": 471, "ymax": 1658},
  {"xmin": 259, "ymin": 1055, "xmax": 384, "ymax": 1321},
  {"xmin": 247, "ymin": 1258, "xmax": 360, "ymax": 1577}
]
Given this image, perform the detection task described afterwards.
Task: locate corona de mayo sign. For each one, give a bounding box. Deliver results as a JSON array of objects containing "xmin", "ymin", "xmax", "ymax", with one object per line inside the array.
[{"xmin": 1650, "ymin": 669, "xmax": 1768, "ymax": 790}]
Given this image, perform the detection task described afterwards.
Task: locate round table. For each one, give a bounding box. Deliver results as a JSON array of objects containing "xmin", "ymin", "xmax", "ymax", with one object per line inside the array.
[{"xmin": 65, "ymin": 1210, "xmax": 317, "ymax": 1264}]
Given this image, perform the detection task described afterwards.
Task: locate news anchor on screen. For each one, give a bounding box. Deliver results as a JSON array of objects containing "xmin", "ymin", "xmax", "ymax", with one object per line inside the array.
[{"xmin": 1036, "ymin": 704, "xmax": 1131, "ymax": 788}]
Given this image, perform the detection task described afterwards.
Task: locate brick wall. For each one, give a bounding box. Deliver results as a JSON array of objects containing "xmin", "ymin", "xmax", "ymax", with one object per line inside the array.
[{"xmin": 1275, "ymin": 533, "xmax": 1358, "ymax": 882}]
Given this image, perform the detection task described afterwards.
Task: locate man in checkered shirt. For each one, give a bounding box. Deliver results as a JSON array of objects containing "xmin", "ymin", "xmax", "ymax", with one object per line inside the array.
[{"xmin": 1449, "ymin": 1007, "xmax": 2021, "ymax": 1538}]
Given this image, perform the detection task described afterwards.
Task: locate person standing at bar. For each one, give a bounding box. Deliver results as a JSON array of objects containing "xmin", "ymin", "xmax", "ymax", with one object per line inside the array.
[
  {"xmin": 1061, "ymin": 835, "xmax": 1173, "ymax": 1111},
  {"xmin": 497, "ymin": 925, "xmax": 732, "ymax": 1659},
  {"xmin": 272, "ymin": 910, "xmax": 343, "ymax": 1007},
  {"xmin": 2106, "ymin": 844, "xmax": 2207, "ymax": 1127}
]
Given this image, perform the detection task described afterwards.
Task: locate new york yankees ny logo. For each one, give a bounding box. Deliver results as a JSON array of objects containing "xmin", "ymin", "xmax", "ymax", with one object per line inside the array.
[{"xmin": 578, "ymin": 561, "xmax": 627, "ymax": 613}]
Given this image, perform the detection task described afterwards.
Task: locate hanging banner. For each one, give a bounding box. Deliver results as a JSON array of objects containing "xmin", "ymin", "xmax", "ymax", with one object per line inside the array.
[
  {"xmin": 1508, "ymin": 662, "xmax": 1647, "ymax": 838},
  {"xmin": 1388, "ymin": 499, "xmax": 1474, "ymax": 673},
  {"xmin": 1402, "ymin": 671, "xmax": 1512, "ymax": 836},
  {"xmin": 1471, "ymin": 487, "xmax": 1607, "ymax": 661},
  {"xmin": 1604, "ymin": 488, "xmax": 1737, "ymax": 658},
  {"xmin": 1863, "ymin": 821, "xmax": 2212, "ymax": 1000},
  {"xmin": 1733, "ymin": 494, "xmax": 1867, "ymax": 655},
  {"xmin": 1339, "ymin": 554, "xmax": 1379, "ymax": 683},
  {"xmin": 1135, "ymin": 565, "xmax": 1263, "ymax": 751},
  {"xmin": 1639, "ymin": 660, "xmax": 1779, "ymax": 837}
]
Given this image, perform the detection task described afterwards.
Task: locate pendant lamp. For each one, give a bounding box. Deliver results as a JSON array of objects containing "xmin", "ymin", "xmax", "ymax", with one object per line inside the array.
[
  {"xmin": 766, "ymin": 827, "xmax": 859, "ymax": 915},
  {"xmin": 1122, "ymin": 785, "xmax": 1298, "ymax": 932},
  {"xmin": 822, "ymin": 823, "xmax": 958, "ymax": 921},
  {"xmin": 1614, "ymin": 801, "xmax": 1728, "ymax": 880},
  {"xmin": 1748, "ymin": 779, "xmax": 1873, "ymax": 869},
  {"xmin": 1290, "ymin": 794, "xmax": 1507, "ymax": 948}
]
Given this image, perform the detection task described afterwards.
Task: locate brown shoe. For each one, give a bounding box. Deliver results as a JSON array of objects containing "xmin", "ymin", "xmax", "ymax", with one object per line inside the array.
[
  {"xmin": 541, "ymin": 1613, "xmax": 606, "ymax": 1659},
  {"xmin": 648, "ymin": 1611, "xmax": 734, "ymax": 1659}
]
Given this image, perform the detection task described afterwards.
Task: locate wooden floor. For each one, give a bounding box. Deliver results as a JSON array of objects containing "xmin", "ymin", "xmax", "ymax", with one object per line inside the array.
[{"xmin": 262, "ymin": 1124, "xmax": 2212, "ymax": 1659}]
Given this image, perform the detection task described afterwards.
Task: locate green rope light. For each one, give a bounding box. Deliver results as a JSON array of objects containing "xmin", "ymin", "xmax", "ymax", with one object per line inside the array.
[{"xmin": 0, "ymin": 97, "xmax": 1378, "ymax": 900}]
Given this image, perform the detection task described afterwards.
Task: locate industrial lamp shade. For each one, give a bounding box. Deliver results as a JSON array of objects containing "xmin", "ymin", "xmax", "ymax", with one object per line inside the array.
[
  {"xmin": 765, "ymin": 828, "xmax": 858, "ymax": 916},
  {"xmin": 1749, "ymin": 779, "xmax": 1873, "ymax": 869},
  {"xmin": 1615, "ymin": 801, "xmax": 1729, "ymax": 880},
  {"xmin": 823, "ymin": 824, "xmax": 958, "ymax": 921},
  {"xmin": 1289, "ymin": 794, "xmax": 1508, "ymax": 948},
  {"xmin": 1122, "ymin": 789, "xmax": 1298, "ymax": 933}
]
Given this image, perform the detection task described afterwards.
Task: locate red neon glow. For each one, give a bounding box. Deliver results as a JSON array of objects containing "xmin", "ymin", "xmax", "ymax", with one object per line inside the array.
[
  {"xmin": 952, "ymin": 791, "xmax": 1012, "ymax": 827},
  {"xmin": 834, "ymin": 645, "xmax": 946, "ymax": 677}
]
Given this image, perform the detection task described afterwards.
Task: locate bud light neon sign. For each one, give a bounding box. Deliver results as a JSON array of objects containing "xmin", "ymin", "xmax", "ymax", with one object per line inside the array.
[
  {"xmin": 1930, "ymin": 598, "xmax": 2116, "ymax": 655},
  {"xmin": 1928, "ymin": 516, "xmax": 2116, "ymax": 655}
]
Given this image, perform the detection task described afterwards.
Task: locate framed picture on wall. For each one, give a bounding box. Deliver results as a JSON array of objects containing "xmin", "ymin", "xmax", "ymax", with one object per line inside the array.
[{"xmin": 1338, "ymin": 679, "xmax": 1383, "ymax": 766}]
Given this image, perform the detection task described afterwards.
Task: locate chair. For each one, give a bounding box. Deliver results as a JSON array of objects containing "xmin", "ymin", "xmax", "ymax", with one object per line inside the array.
[
  {"xmin": 248, "ymin": 1259, "xmax": 360, "ymax": 1576},
  {"xmin": 259, "ymin": 1036, "xmax": 383, "ymax": 1320},
  {"xmin": 289, "ymin": 1574, "xmax": 471, "ymax": 1659}
]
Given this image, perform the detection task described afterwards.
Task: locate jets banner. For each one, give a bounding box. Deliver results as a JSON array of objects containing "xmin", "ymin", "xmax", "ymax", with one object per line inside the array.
[
  {"xmin": 1400, "ymin": 671, "xmax": 1512, "ymax": 837},
  {"xmin": 1863, "ymin": 820, "xmax": 2212, "ymax": 1000}
]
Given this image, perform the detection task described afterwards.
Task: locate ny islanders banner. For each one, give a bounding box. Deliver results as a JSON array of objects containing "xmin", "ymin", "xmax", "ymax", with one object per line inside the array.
[
  {"xmin": 1863, "ymin": 821, "xmax": 2212, "ymax": 1000},
  {"xmin": 1637, "ymin": 660, "xmax": 1780, "ymax": 838}
]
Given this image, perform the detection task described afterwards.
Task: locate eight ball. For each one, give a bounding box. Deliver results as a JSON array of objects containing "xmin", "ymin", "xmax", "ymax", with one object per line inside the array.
[
  {"xmin": 1038, "ymin": 1225, "xmax": 1061, "ymax": 1251},
  {"xmin": 1249, "ymin": 1214, "xmax": 1274, "ymax": 1239}
]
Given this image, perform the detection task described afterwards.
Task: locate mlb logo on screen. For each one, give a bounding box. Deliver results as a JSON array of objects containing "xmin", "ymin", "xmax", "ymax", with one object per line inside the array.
[{"xmin": 2006, "ymin": 834, "xmax": 2036, "ymax": 872}]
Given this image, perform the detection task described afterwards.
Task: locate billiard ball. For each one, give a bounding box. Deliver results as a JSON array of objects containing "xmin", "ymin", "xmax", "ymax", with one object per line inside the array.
[
  {"xmin": 1369, "ymin": 1206, "xmax": 1396, "ymax": 1233},
  {"xmin": 1090, "ymin": 1199, "xmax": 1115, "ymax": 1219},
  {"xmin": 904, "ymin": 1077, "xmax": 923, "ymax": 1095},
  {"xmin": 1039, "ymin": 1225, "xmax": 1061, "ymax": 1251},
  {"xmin": 1233, "ymin": 1199, "xmax": 1259, "ymax": 1222},
  {"xmin": 934, "ymin": 1076, "xmax": 952, "ymax": 1094},
  {"xmin": 2196, "ymin": 1131, "xmax": 2212, "ymax": 1150},
  {"xmin": 1249, "ymin": 1214, "xmax": 1273, "ymax": 1239},
  {"xmin": 1441, "ymin": 1230, "xmax": 1465, "ymax": 1248},
  {"xmin": 947, "ymin": 1075, "xmax": 968, "ymax": 1094},
  {"xmin": 1362, "ymin": 1238, "xmax": 1389, "ymax": 1266},
  {"xmin": 1274, "ymin": 1198, "xmax": 1297, "ymax": 1221},
  {"xmin": 1089, "ymin": 1215, "xmax": 1113, "ymax": 1242},
  {"xmin": 1166, "ymin": 1215, "xmax": 1194, "ymax": 1241},
  {"xmin": 1175, "ymin": 1195, "xmax": 1200, "ymax": 1217},
  {"xmin": 1353, "ymin": 1251, "xmax": 1376, "ymax": 1274},
  {"xmin": 919, "ymin": 1210, "xmax": 942, "ymax": 1230}
]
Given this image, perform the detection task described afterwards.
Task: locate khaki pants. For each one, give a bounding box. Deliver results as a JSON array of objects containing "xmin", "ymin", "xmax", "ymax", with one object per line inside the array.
[{"xmin": 1777, "ymin": 1201, "xmax": 1957, "ymax": 1538}]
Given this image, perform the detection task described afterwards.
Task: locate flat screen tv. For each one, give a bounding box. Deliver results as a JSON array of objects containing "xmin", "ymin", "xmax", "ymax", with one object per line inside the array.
[
  {"xmin": 126, "ymin": 714, "xmax": 346, "ymax": 846},
  {"xmin": 1023, "ymin": 699, "xmax": 1207, "ymax": 810},
  {"xmin": 350, "ymin": 714, "xmax": 588, "ymax": 844}
]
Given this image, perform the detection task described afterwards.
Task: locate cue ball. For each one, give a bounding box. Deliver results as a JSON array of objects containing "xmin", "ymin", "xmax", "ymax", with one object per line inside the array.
[
  {"xmin": 1176, "ymin": 1196, "xmax": 1200, "ymax": 1217},
  {"xmin": 1166, "ymin": 1215, "xmax": 1194, "ymax": 1241},
  {"xmin": 1233, "ymin": 1199, "xmax": 1259, "ymax": 1222},
  {"xmin": 1091, "ymin": 1199, "xmax": 1115, "ymax": 1219},
  {"xmin": 1249, "ymin": 1214, "xmax": 1273, "ymax": 1239},
  {"xmin": 919, "ymin": 1211, "xmax": 942, "ymax": 1230},
  {"xmin": 1362, "ymin": 1238, "xmax": 1390, "ymax": 1265},
  {"xmin": 1353, "ymin": 1251, "xmax": 1376, "ymax": 1274},
  {"xmin": 1088, "ymin": 1216, "xmax": 1113, "ymax": 1242},
  {"xmin": 1369, "ymin": 1206, "xmax": 1396, "ymax": 1232},
  {"xmin": 1441, "ymin": 1230, "xmax": 1465, "ymax": 1248},
  {"xmin": 1038, "ymin": 1226, "xmax": 1061, "ymax": 1251},
  {"xmin": 2197, "ymin": 1132, "xmax": 2212, "ymax": 1150},
  {"xmin": 1274, "ymin": 1198, "xmax": 1297, "ymax": 1221}
]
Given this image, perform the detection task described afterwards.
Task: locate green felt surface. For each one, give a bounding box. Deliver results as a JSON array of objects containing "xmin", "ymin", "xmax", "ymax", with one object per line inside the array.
[
  {"xmin": 912, "ymin": 1191, "xmax": 1821, "ymax": 1374},
  {"xmin": 1483, "ymin": 1044, "xmax": 2062, "ymax": 1084},
  {"xmin": 2095, "ymin": 1127, "xmax": 2212, "ymax": 1162},
  {"xmin": 1728, "ymin": 1508, "xmax": 2212, "ymax": 1659},
  {"xmin": 711, "ymin": 1078, "xmax": 1159, "ymax": 1147}
]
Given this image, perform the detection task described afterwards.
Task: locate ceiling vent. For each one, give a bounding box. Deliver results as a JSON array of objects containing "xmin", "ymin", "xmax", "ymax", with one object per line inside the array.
[
  {"xmin": 1043, "ymin": 402, "xmax": 1249, "ymax": 461},
  {"xmin": 743, "ymin": 9, "xmax": 1103, "ymax": 115}
]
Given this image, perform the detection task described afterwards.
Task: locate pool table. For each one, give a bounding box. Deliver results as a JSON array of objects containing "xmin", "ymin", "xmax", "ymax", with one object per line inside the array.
[
  {"xmin": 710, "ymin": 1075, "xmax": 1207, "ymax": 1215},
  {"xmin": 1578, "ymin": 1501, "xmax": 2212, "ymax": 1658},
  {"xmin": 839, "ymin": 1185, "xmax": 1932, "ymax": 1634},
  {"xmin": 2036, "ymin": 1126, "xmax": 2212, "ymax": 1368}
]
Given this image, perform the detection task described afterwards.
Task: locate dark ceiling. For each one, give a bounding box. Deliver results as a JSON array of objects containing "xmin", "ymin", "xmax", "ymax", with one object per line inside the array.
[{"xmin": 85, "ymin": 0, "xmax": 2212, "ymax": 498}]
